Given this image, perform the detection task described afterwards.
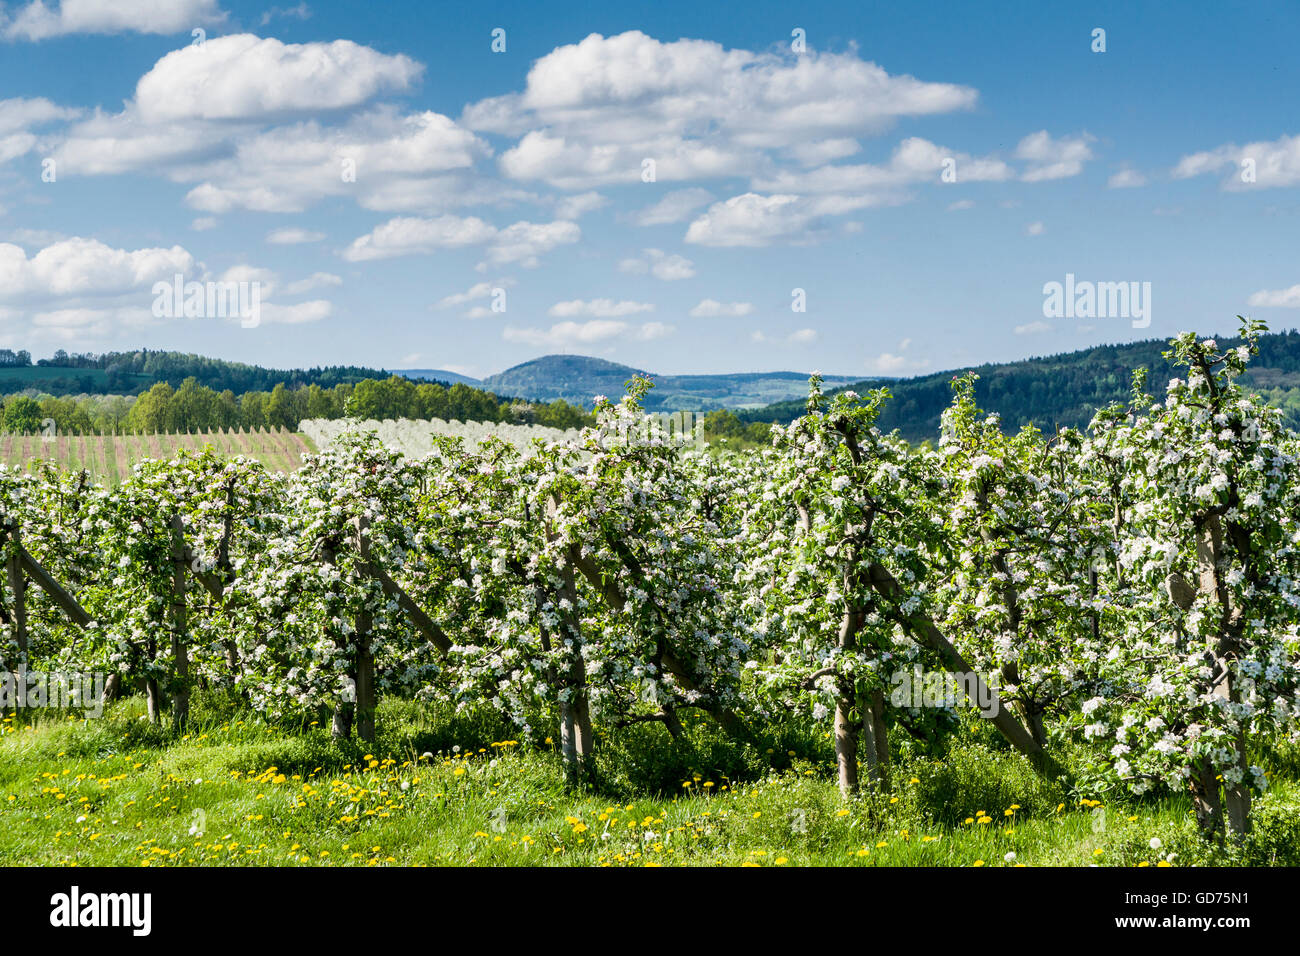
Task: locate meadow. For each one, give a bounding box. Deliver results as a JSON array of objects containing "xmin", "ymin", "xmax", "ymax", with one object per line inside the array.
[{"xmin": 3, "ymin": 694, "xmax": 1297, "ymax": 868}]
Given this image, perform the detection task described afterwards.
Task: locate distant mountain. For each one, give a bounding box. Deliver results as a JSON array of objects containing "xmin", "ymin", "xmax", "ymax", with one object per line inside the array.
[
  {"xmin": 739, "ymin": 329, "xmax": 1300, "ymax": 443},
  {"xmin": 398, "ymin": 368, "xmax": 483, "ymax": 387},
  {"xmin": 479, "ymin": 354, "xmax": 857, "ymax": 412}
]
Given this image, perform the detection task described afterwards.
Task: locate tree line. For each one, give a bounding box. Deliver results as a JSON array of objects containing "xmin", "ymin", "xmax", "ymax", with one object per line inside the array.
[{"xmin": 0, "ymin": 374, "xmax": 593, "ymax": 435}]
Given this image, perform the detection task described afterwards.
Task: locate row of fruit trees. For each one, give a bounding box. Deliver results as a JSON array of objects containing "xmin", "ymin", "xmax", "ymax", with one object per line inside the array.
[{"xmin": 1, "ymin": 320, "xmax": 1297, "ymax": 844}]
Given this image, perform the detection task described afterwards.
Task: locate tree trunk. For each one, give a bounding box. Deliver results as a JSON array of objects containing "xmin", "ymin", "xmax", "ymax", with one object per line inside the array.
[
  {"xmin": 1190, "ymin": 758, "xmax": 1225, "ymax": 842},
  {"xmin": 355, "ymin": 632, "xmax": 375, "ymax": 742},
  {"xmin": 332, "ymin": 702, "xmax": 353, "ymax": 739},
  {"xmin": 169, "ymin": 516, "xmax": 190, "ymax": 734},
  {"xmin": 833, "ymin": 590, "xmax": 862, "ymax": 798},
  {"xmin": 833, "ymin": 691, "xmax": 859, "ymax": 798},
  {"xmin": 861, "ymin": 686, "xmax": 890, "ymax": 791}
]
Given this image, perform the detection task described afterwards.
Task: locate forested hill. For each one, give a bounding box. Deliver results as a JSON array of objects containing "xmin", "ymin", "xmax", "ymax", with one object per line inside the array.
[
  {"xmin": 0, "ymin": 348, "xmax": 402, "ymax": 396},
  {"xmin": 738, "ymin": 330, "xmax": 1300, "ymax": 443}
]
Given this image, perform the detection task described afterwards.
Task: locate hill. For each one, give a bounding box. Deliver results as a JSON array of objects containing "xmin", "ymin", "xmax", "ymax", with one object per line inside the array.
[
  {"xmin": 0, "ymin": 350, "xmax": 395, "ymax": 397},
  {"xmin": 478, "ymin": 354, "xmax": 857, "ymax": 411},
  {"xmin": 397, "ymin": 368, "xmax": 484, "ymax": 387},
  {"xmin": 739, "ymin": 329, "xmax": 1300, "ymax": 442}
]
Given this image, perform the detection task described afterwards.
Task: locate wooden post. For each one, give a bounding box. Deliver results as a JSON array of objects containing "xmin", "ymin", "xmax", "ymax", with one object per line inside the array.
[{"xmin": 170, "ymin": 515, "xmax": 190, "ymax": 734}]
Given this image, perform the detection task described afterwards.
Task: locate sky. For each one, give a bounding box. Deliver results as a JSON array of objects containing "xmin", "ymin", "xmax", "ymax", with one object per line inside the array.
[{"xmin": 1, "ymin": 0, "xmax": 1299, "ymax": 380}]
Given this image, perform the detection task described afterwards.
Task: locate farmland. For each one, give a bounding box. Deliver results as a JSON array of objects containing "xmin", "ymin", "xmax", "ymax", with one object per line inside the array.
[
  {"xmin": 1, "ymin": 326, "xmax": 1299, "ymax": 872},
  {"xmin": 0, "ymin": 428, "xmax": 314, "ymax": 484}
]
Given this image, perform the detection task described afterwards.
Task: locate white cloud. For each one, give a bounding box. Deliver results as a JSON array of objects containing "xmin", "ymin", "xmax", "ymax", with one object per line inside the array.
[
  {"xmin": 1108, "ymin": 168, "xmax": 1146, "ymax": 188},
  {"xmin": 630, "ymin": 188, "xmax": 715, "ymax": 226},
  {"xmin": 191, "ymin": 217, "xmax": 217, "ymax": 231},
  {"xmin": 754, "ymin": 136, "xmax": 1013, "ymax": 195},
  {"xmin": 1247, "ymin": 285, "xmax": 1300, "ymax": 308},
  {"xmin": 465, "ymin": 31, "xmax": 977, "ymax": 190},
  {"xmin": 3, "ymin": 228, "xmax": 66, "ymax": 247},
  {"xmin": 3, "ymin": 0, "xmax": 226, "ymax": 41},
  {"xmin": 685, "ymin": 192, "xmax": 824, "ymax": 247},
  {"xmin": 0, "ymin": 96, "xmax": 79, "ymax": 134},
  {"xmin": 947, "ymin": 199, "xmax": 975, "ymax": 211},
  {"xmin": 484, "ymin": 220, "xmax": 581, "ymax": 267},
  {"xmin": 553, "ymin": 191, "xmax": 608, "ymax": 219},
  {"xmin": 865, "ymin": 351, "xmax": 927, "ymax": 374},
  {"xmin": 1174, "ymin": 133, "xmax": 1300, "ymax": 189},
  {"xmin": 435, "ymin": 278, "xmax": 514, "ymax": 309},
  {"xmin": 260, "ymin": 3, "xmax": 310, "ymax": 26},
  {"xmin": 267, "ymin": 227, "xmax": 326, "ymax": 245},
  {"xmin": 1015, "ymin": 131, "xmax": 1094, "ymax": 182},
  {"xmin": 1025, "ymin": 221, "xmax": 1045, "ymax": 236},
  {"xmin": 689, "ymin": 299, "xmax": 753, "ymax": 317},
  {"xmin": 617, "ymin": 248, "xmax": 695, "ymax": 280},
  {"xmin": 342, "ymin": 214, "xmax": 497, "ymax": 262},
  {"xmin": 260, "ymin": 300, "xmax": 331, "ymax": 324},
  {"xmin": 752, "ymin": 327, "xmax": 818, "ymax": 345},
  {"xmin": 548, "ymin": 298, "xmax": 654, "ymax": 318},
  {"xmin": 503, "ymin": 318, "xmax": 671, "ymax": 348},
  {"xmin": 283, "ymin": 272, "xmax": 342, "ymax": 295},
  {"xmin": 0, "ymin": 237, "xmax": 194, "ymax": 300},
  {"xmin": 134, "ymin": 34, "xmax": 421, "ymax": 123}
]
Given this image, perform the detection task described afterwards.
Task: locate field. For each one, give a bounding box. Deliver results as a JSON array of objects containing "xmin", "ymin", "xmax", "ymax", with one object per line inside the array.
[
  {"xmin": 4, "ymin": 696, "xmax": 1297, "ymax": 868},
  {"xmin": 0, "ymin": 428, "xmax": 315, "ymax": 484},
  {"xmin": 2, "ymin": 331, "xmax": 1299, "ymax": 871}
]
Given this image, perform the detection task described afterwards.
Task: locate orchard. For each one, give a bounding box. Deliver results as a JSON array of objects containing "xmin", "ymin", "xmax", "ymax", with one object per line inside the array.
[{"xmin": 2, "ymin": 320, "xmax": 1298, "ymax": 849}]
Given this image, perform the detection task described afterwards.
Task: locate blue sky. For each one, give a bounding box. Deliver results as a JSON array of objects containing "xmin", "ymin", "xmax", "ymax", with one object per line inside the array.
[{"xmin": 1, "ymin": 0, "xmax": 1299, "ymax": 379}]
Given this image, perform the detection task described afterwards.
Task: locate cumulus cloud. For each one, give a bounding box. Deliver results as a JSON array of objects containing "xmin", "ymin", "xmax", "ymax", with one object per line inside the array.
[
  {"xmin": 685, "ymin": 193, "xmax": 826, "ymax": 247},
  {"xmin": 754, "ymin": 136, "xmax": 1012, "ymax": 195},
  {"xmin": 341, "ymin": 215, "xmax": 498, "ymax": 261},
  {"xmin": 283, "ymin": 272, "xmax": 342, "ymax": 295},
  {"xmin": 553, "ymin": 191, "xmax": 608, "ymax": 219},
  {"xmin": 617, "ymin": 248, "xmax": 695, "ymax": 280},
  {"xmin": 485, "ymin": 219, "xmax": 580, "ymax": 266},
  {"xmin": 548, "ymin": 299, "xmax": 654, "ymax": 318},
  {"xmin": 267, "ymin": 227, "xmax": 326, "ymax": 245},
  {"xmin": 2, "ymin": 0, "xmax": 227, "ymax": 41},
  {"xmin": 49, "ymin": 40, "xmax": 491, "ymax": 217},
  {"xmin": 435, "ymin": 278, "xmax": 514, "ymax": 310},
  {"xmin": 1108, "ymin": 168, "xmax": 1146, "ymax": 188},
  {"xmin": 0, "ymin": 237, "xmax": 194, "ymax": 300},
  {"xmin": 1247, "ymin": 285, "xmax": 1300, "ymax": 308},
  {"xmin": 865, "ymin": 351, "xmax": 927, "ymax": 374},
  {"xmin": 133, "ymin": 34, "xmax": 421, "ymax": 123},
  {"xmin": 503, "ymin": 318, "xmax": 671, "ymax": 348},
  {"xmin": 752, "ymin": 328, "xmax": 818, "ymax": 345},
  {"xmin": 630, "ymin": 188, "xmax": 715, "ymax": 226},
  {"xmin": 1015, "ymin": 131, "xmax": 1094, "ymax": 182},
  {"xmin": 1174, "ymin": 133, "xmax": 1300, "ymax": 189},
  {"xmin": 465, "ymin": 31, "xmax": 978, "ymax": 189},
  {"xmin": 689, "ymin": 299, "xmax": 753, "ymax": 317}
]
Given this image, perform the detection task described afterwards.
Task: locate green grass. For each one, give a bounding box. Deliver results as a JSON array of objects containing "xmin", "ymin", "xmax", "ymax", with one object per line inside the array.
[
  {"xmin": 0, "ymin": 428, "xmax": 313, "ymax": 484},
  {"xmin": 3, "ymin": 695, "xmax": 1295, "ymax": 867}
]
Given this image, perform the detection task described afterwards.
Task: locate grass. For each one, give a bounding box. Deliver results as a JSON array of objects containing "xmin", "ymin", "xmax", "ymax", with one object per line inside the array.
[
  {"xmin": 0, "ymin": 428, "xmax": 315, "ymax": 485},
  {"xmin": 3, "ymin": 695, "xmax": 1295, "ymax": 867}
]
